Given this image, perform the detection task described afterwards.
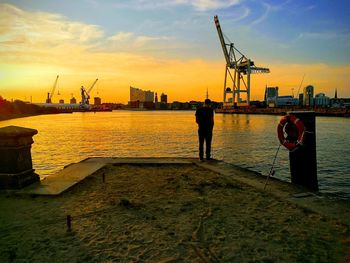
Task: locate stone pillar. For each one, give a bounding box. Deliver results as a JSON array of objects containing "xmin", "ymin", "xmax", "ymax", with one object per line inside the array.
[{"xmin": 0, "ymin": 126, "xmax": 40, "ymax": 189}]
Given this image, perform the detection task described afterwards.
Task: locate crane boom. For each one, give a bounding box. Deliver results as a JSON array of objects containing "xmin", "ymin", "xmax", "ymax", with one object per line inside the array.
[
  {"xmin": 87, "ymin": 78, "xmax": 98, "ymax": 95},
  {"xmin": 50, "ymin": 75, "xmax": 59, "ymax": 99},
  {"xmin": 214, "ymin": 15, "xmax": 231, "ymax": 67},
  {"xmin": 80, "ymin": 78, "xmax": 98, "ymax": 106},
  {"xmin": 214, "ymin": 15, "xmax": 270, "ymax": 106},
  {"xmin": 296, "ymin": 74, "xmax": 305, "ymax": 98},
  {"xmin": 46, "ymin": 75, "xmax": 59, "ymax": 103}
]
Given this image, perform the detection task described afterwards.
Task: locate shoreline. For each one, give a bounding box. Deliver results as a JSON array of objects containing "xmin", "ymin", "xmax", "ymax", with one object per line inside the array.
[
  {"xmin": 215, "ymin": 107, "xmax": 350, "ymax": 117},
  {"xmin": 0, "ymin": 111, "xmax": 74, "ymax": 122},
  {"xmin": 0, "ymin": 113, "xmax": 43, "ymax": 121},
  {"xmin": 2, "ymin": 108, "xmax": 349, "ymax": 121}
]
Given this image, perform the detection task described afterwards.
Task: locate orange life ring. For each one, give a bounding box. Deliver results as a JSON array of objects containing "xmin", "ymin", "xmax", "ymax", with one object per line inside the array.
[{"xmin": 277, "ymin": 115, "xmax": 305, "ymax": 151}]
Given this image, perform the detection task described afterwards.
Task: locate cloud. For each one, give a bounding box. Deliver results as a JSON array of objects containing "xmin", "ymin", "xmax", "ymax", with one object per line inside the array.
[
  {"xmin": 190, "ymin": 0, "xmax": 241, "ymax": 11},
  {"xmin": 0, "ymin": 3, "xmax": 180, "ymax": 59},
  {"xmin": 305, "ymin": 5, "xmax": 316, "ymax": 11},
  {"xmin": 250, "ymin": 2, "xmax": 272, "ymax": 25},
  {"xmin": 97, "ymin": 31, "xmax": 176, "ymax": 54},
  {"xmin": 108, "ymin": 32, "xmax": 134, "ymax": 42},
  {"xmin": 114, "ymin": 0, "xmax": 241, "ymax": 11},
  {"xmin": 249, "ymin": 1, "xmax": 291, "ymax": 26},
  {"xmin": 296, "ymin": 31, "xmax": 349, "ymax": 41},
  {"xmin": 0, "ymin": 3, "xmax": 104, "ymax": 49},
  {"xmin": 231, "ymin": 6, "xmax": 251, "ymax": 22}
]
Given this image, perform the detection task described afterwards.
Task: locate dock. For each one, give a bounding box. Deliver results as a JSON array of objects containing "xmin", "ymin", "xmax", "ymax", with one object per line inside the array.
[
  {"xmin": 1, "ymin": 157, "xmax": 349, "ymax": 261},
  {"xmin": 17, "ymin": 157, "xmax": 350, "ymax": 227}
]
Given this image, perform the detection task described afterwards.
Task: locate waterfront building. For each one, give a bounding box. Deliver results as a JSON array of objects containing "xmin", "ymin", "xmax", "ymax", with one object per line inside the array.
[
  {"xmin": 129, "ymin": 86, "xmax": 155, "ymax": 109},
  {"xmin": 144, "ymin": 90, "xmax": 154, "ymax": 102},
  {"xmin": 161, "ymin": 93, "xmax": 168, "ymax": 104},
  {"xmin": 130, "ymin": 86, "xmax": 154, "ymax": 103},
  {"xmin": 94, "ymin": 97, "xmax": 101, "ymax": 105},
  {"xmin": 298, "ymin": 93, "xmax": 303, "ymax": 106},
  {"xmin": 314, "ymin": 93, "xmax": 330, "ymax": 107},
  {"xmin": 303, "ymin": 85, "xmax": 314, "ymax": 107},
  {"xmin": 70, "ymin": 97, "xmax": 77, "ymax": 104},
  {"xmin": 171, "ymin": 101, "xmax": 191, "ymax": 110},
  {"xmin": 276, "ymin": 96, "xmax": 298, "ymax": 107},
  {"xmin": 130, "ymin": 86, "xmax": 145, "ymax": 102},
  {"xmin": 330, "ymin": 97, "xmax": 350, "ymax": 108},
  {"xmin": 34, "ymin": 103, "xmax": 90, "ymax": 110},
  {"xmin": 59, "ymin": 99, "xmax": 64, "ymax": 104},
  {"xmin": 264, "ymin": 86, "xmax": 278, "ymax": 107}
]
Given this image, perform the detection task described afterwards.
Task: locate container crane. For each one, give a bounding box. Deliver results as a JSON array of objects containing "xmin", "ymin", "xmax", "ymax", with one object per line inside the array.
[
  {"xmin": 214, "ymin": 15, "xmax": 270, "ymax": 106},
  {"xmin": 295, "ymin": 74, "xmax": 305, "ymax": 99},
  {"xmin": 46, "ymin": 75, "xmax": 59, "ymax": 103},
  {"xmin": 80, "ymin": 78, "xmax": 98, "ymax": 105}
]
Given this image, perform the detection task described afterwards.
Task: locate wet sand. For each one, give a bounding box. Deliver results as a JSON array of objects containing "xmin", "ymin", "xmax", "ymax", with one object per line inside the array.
[{"xmin": 0, "ymin": 163, "xmax": 349, "ymax": 262}]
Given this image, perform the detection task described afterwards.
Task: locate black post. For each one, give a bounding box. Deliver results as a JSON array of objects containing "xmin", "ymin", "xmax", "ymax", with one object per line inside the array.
[
  {"xmin": 67, "ymin": 215, "xmax": 72, "ymax": 232},
  {"xmin": 288, "ymin": 111, "xmax": 318, "ymax": 191}
]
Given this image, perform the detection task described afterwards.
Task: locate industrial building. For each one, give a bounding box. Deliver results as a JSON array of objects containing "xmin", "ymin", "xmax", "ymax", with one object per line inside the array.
[
  {"xmin": 314, "ymin": 93, "xmax": 330, "ymax": 107},
  {"xmin": 276, "ymin": 96, "xmax": 298, "ymax": 107},
  {"xmin": 264, "ymin": 86, "xmax": 298, "ymax": 107},
  {"xmin": 264, "ymin": 86, "xmax": 279, "ymax": 107},
  {"xmin": 70, "ymin": 97, "xmax": 77, "ymax": 104},
  {"xmin": 94, "ymin": 97, "xmax": 101, "ymax": 105},
  {"xmin": 161, "ymin": 93, "xmax": 167, "ymax": 104},
  {"xmin": 303, "ymin": 85, "xmax": 314, "ymax": 107}
]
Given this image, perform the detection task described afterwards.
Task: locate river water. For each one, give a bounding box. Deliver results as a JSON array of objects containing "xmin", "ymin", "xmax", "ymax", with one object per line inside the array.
[{"xmin": 1, "ymin": 111, "xmax": 349, "ymax": 199}]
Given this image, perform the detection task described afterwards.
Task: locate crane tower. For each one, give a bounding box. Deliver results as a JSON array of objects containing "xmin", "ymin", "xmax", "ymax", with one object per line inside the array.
[
  {"xmin": 214, "ymin": 15, "xmax": 270, "ymax": 107},
  {"xmin": 80, "ymin": 78, "xmax": 98, "ymax": 106}
]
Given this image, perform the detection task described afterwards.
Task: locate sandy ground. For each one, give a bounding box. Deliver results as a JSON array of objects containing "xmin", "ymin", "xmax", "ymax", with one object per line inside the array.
[{"xmin": 0, "ymin": 163, "xmax": 349, "ymax": 262}]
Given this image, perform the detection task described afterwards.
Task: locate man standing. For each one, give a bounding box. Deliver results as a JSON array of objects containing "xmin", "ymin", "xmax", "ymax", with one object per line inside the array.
[{"xmin": 195, "ymin": 99, "xmax": 214, "ymax": 160}]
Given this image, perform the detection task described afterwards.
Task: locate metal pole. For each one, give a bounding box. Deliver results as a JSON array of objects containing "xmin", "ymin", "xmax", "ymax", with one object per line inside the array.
[
  {"xmin": 247, "ymin": 60, "xmax": 251, "ymax": 105},
  {"xmin": 223, "ymin": 66, "xmax": 228, "ymax": 104}
]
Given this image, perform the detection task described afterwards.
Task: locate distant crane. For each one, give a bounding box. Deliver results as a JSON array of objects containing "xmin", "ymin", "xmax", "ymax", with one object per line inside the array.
[
  {"xmin": 214, "ymin": 15, "xmax": 270, "ymax": 106},
  {"xmin": 80, "ymin": 78, "xmax": 98, "ymax": 105},
  {"xmin": 295, "ymin": 74, "xmax": 305, "ymax": 99},
  {"xmin": 46, "ymin": 75, "xmax": 59, "ymax": 103}
]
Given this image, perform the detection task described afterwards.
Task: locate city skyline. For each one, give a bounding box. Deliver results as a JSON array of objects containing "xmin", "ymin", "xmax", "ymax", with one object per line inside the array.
[{"xmin": 1, "ymin": 0, "xmax": 349, "ymax": 103}]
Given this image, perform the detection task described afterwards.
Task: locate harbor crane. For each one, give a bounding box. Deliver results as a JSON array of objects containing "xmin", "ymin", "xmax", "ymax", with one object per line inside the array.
[
  {"xmin": 295, "ymin": 74, "xmax": 305, "ymax": 99},
  {"xmin": 214, "ymin": 15, "xmax": 270, "ymax": 106},
  {"xmin": 80, "ymin": 78, "xmax": 98, "ymax": 105},
  {"xmin": 46, "ymin": 75, "xmax": 59, "ymax": 103}
]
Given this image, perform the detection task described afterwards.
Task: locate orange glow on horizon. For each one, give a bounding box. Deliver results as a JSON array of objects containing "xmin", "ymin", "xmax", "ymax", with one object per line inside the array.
[{"xmin": 1, "ymin": 3, "xmax": 349, "ymax": 103}]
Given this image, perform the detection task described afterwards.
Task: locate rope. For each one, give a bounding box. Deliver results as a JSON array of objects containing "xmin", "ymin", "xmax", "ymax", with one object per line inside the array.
[{"xmin": 264, "ymin": 144, "xmax": 281, "ymax": 190}]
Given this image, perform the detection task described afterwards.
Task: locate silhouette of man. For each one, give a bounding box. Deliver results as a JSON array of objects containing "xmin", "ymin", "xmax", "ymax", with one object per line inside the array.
[{"xmin": 195, "ymin": 99, "xmax": 214, "ymax": 160}]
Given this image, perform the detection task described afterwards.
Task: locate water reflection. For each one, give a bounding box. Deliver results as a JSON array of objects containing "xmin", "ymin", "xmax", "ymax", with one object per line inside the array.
[{"xmin": 0, "ymin": 111, "xmax": 349, "ymax": 198}]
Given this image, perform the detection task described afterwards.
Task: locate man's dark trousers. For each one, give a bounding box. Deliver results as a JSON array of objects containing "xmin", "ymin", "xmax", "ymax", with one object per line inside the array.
[{"xmin": 198, "ymin": 128, "xmax": 212, "ymax": 160}]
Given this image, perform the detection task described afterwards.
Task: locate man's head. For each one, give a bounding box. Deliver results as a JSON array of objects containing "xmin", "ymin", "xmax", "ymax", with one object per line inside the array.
[{"xmin": 204, "ymin": 99, "xmax": 211, "ymax": 105}]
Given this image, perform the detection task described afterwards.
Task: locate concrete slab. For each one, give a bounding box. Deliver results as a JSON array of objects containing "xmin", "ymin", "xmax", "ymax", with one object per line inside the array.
[
  {"xmin": 14, "ymin": 157, "xmax": 350, "ymax": 227},
  {"xmin": 17, "ymin": 158, "xmax": 193, "ymax": 196},
  {"xmin": 194, "ymin": 160, "xmax": 350, "ymax": 227},
  {"xmin": 18, "ymin": 162, "xmax": 105, "ymax": 195},
  {"xmin": 83, "ymin": 157, "xmax": 194, "ymax": 164}
]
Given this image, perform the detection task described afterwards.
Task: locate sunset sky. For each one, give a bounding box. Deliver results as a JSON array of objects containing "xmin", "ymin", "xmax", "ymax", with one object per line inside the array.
[{"xmin": 0, "ymin": 0, "xmax": 349, "ymax": 103}]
